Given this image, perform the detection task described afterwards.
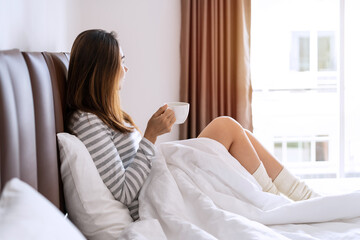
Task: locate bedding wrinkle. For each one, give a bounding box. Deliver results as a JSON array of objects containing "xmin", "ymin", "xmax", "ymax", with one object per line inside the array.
[{"xmin": 135, "ymin": 138, "xmax": 360, "ymax": 239}]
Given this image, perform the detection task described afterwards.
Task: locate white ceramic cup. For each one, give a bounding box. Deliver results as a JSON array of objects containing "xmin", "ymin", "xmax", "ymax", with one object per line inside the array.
[{"xmin": 166, "ymin": 102, "xmax": 190, "ymax": 124}]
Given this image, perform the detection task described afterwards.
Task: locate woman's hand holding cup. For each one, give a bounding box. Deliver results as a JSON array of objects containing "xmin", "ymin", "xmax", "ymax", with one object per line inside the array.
[{"xmin": 144, "ymin": 104, "xmax": 176, "ymax": 144}]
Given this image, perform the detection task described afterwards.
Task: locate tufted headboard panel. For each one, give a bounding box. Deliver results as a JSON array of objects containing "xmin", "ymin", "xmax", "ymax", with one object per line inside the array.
[{"xmin": 0, "ymin": 49, "xmax": 69, "ymax": 212}]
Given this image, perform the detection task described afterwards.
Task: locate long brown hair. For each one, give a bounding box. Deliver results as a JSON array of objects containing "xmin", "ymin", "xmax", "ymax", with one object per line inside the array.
[{"xmin": 67, "ymin": 29, "xmax": 137, "ymax": 133}]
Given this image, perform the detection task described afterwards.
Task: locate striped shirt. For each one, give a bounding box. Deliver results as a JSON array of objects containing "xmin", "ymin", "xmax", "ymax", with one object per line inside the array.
[{"xmin": 68, "ymin": 110, "xmax": 156, "ymax": 220}]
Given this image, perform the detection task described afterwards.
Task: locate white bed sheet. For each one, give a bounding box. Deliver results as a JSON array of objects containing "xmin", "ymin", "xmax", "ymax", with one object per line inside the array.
[{"xmin": 122, "ymin": 138, "xmax": 360, "ymax": 240}]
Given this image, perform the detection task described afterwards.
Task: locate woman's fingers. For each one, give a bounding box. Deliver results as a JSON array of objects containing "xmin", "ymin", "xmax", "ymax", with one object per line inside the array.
[
  {"xmin": 153, "ymin": 104, "xmax": 168, "ymax": 117},
  {"xmin": 146, "ymin": 105, "xmax": 176, "ymax": 137},
  {"xmin": 163, "ymin": 108, "xmax": 175, "ymax": 118},
  {"xmin": 167, "ymin": 110, "xmax": 176, "ymax": 122},
  {"xmin": 170, "ymin": 114, "xmax": 176, "ymax": 124},
  {"xmin": 166, "ymin": 112, "xmax": 176, "ymax": 128}
]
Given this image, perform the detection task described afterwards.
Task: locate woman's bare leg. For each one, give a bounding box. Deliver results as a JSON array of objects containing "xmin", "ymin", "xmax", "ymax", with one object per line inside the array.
[
  {"xmin": 243, "ymin": 129, "xmax": 283, "ymax": 180},
  {"xmin": 198, "ymin": 116, "xmax": 318, "ymax": 200},
  {"xmin": 241, "ymin": 128, "xmax": 319, "ymax": 200},
  {"xmin": 198, "ymin": 116, "xmax": 283, "ymax": 180}
]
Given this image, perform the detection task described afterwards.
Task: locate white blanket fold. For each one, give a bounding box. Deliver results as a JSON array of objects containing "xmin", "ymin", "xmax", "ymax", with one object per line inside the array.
[{"xmin": 134, "ymin": 138, "xmax": 360, "ymax": 240}]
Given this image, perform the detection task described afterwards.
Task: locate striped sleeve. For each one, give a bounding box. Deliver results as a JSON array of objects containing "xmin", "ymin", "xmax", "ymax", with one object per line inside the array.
[{"xmin": 68, "ymin": 112, "xmax": 156, "ymax": 206}]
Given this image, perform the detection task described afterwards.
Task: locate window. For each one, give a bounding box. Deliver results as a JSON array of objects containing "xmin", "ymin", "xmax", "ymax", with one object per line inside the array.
[
  {"xmin": 274, "ymin": 135, "xmax": 329, "ymax": 163},
  {"xmin": 318, "ymin": 31, "xmax": 337, "ymax": 71},
  {"xmin": 290, "ymin": 31, "xmax": 337, "ymax": 73},
  {"xmin": 290, "ymin": 31, "xmax": 310, "ymax": 72},
  {"xmin": 251, "ymin": 0, "xmax": 360, "ymax": 178}
]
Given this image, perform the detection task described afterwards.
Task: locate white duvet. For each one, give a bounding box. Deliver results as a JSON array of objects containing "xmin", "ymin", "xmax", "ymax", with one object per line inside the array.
[{"xmin": 119, "ymin": 138, "xmax": 360, "ymax": 240}]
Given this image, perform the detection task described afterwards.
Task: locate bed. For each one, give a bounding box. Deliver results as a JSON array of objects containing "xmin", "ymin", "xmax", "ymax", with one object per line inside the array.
[
  {"xmin": 0, "ymin": 49, "xmax": 68, "ymax": 210},
  {"xmin": 0, "ymin": 49, "xmax": 84, "ymax": 239},
  {"xmin": 1, "ymin": 49, "xmax": 360, "ymax": 240}
]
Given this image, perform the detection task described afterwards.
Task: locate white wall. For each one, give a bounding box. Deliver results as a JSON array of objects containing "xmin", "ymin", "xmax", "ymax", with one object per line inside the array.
[
  {"xmin": 0, "ymin": 0, "xmax": 181, "ymax": 143},
  {"xmin": 0, "ymin": 0, "xmax": 69, "ymax": 51}
]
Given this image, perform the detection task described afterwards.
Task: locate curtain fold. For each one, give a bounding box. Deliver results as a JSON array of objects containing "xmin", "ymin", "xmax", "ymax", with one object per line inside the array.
[{"xmin": 180, "ymin": 0, "xmax": 253, "ymax": 139}]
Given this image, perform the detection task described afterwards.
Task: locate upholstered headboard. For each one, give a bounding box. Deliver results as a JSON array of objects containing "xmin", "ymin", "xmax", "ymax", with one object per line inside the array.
[{"xmin": 0, "ymin": 49, "xmax": 69, "ymax": 212}]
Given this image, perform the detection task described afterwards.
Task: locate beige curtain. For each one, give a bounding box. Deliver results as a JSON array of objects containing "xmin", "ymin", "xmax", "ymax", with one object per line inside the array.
[{"xmin": 180, "ymin": 0, "xmax": 253, "ymax": 139}]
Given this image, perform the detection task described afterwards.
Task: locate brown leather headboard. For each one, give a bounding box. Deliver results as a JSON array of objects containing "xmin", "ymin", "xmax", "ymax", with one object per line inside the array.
[{"xmin": 0, "ymin": 49, "xmax": 69, "ymax": 212}]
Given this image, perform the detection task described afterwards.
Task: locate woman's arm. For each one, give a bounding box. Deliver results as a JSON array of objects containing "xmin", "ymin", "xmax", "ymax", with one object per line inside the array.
[{"xmin": 69, "ymin": 112, "xmax": 155, "ymax": 205}]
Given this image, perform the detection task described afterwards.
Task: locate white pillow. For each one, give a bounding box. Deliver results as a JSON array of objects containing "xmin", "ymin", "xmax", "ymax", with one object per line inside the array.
[
  {"xmin": 0, "ymin": 178, "xmax": 85, "ymax": 240},
  {"xmin": 57, "ymin": 133, "xmax": 133, "ymax": 240}
]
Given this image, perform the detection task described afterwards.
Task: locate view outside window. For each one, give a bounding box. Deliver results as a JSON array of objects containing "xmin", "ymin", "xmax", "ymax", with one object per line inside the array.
[
  {"xmin": 318, "ymin": 31, "xmax": 336, "ymax": 71},
  {"xmin": 290, "ymin": 31, "xmax": 310, "ymax": 72},
  {"xmin": 251, "ymin": 0, "xmax": 360, "ymax": 178}
]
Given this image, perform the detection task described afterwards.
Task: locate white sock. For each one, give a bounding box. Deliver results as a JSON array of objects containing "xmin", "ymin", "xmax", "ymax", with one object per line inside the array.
[
  {"xmin": 273, "ymin": 167, "xmax": 320, "ymax": 201},
  {"xmin": 252, "ymin": 163, "xmax": 279, "ymax": 195}
]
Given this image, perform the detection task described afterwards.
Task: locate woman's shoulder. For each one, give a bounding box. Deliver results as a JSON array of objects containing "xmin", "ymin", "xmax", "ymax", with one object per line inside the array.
[
  {"xmin": 68, "ymin": 110, "xmax": 138, "ymax": 138},
  {"xmin": 68, "ymin": 110, "xmax": 108, "ymax": 131},
  {"xmin": 69, "ymin": 110, "xmax": 98, "ymax": 122}
]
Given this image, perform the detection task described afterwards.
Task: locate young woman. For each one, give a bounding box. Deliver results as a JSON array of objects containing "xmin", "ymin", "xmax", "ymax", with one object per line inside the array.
[{"xmin": 67, "ymin": 29, "xmax": 318, "ymax": 221}]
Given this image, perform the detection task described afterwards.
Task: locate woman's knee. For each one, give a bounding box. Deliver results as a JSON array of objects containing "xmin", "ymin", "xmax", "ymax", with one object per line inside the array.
[
  {"xmin": 198, "ymin": 117, "xmax": 233, "ymax": 141},
  {"xmin": 198, "ymin": 116, "xmax": 246, "ymax": 150},
  {"xmin": 211, "ymin": 116, "xmax": 244, "ymax": 131},
  {"xmin": 208, "ymin": 116, "xmax": 246, "ymax": 140}
]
